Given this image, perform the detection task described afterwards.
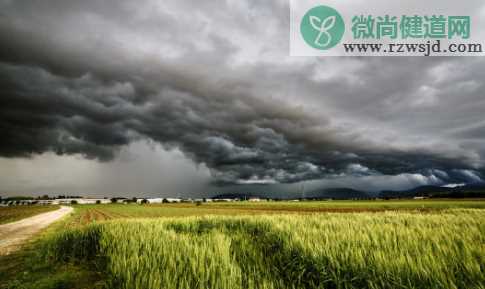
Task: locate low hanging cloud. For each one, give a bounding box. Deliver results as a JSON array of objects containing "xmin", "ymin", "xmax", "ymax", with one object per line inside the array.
[{"xmin": 0, "ymin": 0, "xmax": 484, "ymax": 188}]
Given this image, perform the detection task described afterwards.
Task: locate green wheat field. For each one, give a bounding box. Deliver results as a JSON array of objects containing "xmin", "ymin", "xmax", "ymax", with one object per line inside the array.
[{"xmin": 1, "ymin": 201, "xmax": 484, "ymax": 289}]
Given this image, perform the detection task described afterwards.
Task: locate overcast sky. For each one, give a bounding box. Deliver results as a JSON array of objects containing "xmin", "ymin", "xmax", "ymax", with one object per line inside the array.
[{"xmin": 1, "ymin": 0, "xmax": 484, "ymax": 197}]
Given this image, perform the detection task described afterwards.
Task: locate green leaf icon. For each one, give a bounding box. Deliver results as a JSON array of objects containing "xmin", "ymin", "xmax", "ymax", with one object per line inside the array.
[
  {"xmin": 310, "ymin": 15, "xmax": 336, "ymax": 47},
  {"xmin": 301, "ymin": 6, "xmax": 345, "ymax": 50}
]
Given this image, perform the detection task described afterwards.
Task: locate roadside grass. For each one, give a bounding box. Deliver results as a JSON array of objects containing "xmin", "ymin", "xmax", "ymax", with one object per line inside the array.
[
  {"xmin": 0, "ymin": 206, "xmax": 60, "ymax": 225},
  {"xmin": 0, "ymin": 208, "xmax": 106, "ymax": 289},
  {"xmin": 0, "ymin": 249, "xmax": 103, "ymax": 289}
]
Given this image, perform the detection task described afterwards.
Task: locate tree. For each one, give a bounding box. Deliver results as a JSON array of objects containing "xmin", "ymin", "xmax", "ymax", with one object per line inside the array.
[
  {"xmin": 96, "ymin": 200, "xmax": 101, "ymax": 204},
  {"xmin": 162, "ymin": 198, "xmax": 169, "ymax": 204},
  {"xmin": 70, "ymin": 200, "xmax": 78, "ymax": 205},
  {"xmin": 141, "ymin": 199, "xmax": 148, "ymax": 205}
]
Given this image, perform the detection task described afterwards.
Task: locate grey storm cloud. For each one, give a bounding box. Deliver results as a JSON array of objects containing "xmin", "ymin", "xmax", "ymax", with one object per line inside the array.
[{"xmin": 0, "ymin": 0, "xmax": 484, "ymax": 187}]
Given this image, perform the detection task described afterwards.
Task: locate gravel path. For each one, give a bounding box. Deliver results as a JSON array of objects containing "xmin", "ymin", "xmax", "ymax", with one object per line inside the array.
[{"xmin": 0, "ymin": 206, "xmax": 73, "ymax": 255}]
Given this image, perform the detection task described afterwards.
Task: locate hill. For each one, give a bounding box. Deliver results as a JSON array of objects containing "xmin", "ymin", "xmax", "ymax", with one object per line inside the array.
[
  {"xmin": 304, "ymin": 188, "xmax": 370, "ymax": 200},
  {"xmin": 379, "ymin": 183, "xmax": 485, "ymax": 199},
  {"xmin": 213, "ymin": 188, "xmax": 370, "ymax": 200}
]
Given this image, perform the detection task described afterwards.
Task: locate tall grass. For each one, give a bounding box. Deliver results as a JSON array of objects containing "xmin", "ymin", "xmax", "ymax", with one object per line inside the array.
[{"xmin": 39, "ymin": 210, "xmax": 485, "ymax": 289}]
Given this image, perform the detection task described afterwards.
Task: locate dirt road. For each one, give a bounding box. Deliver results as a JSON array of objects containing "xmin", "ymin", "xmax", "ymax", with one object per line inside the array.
[{"xmin": 0, "ymin": 206, "xmax": 73, "ymax": 255}]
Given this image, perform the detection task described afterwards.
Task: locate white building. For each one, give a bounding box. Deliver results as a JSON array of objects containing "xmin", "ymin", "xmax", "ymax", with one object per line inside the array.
[
  {"xmin": 38, "ymin": 200, "xmax": 57, "ymax": 205},
  {"xmin": 55, "ymin": 198, "xmax": 110, "ymax": 205},
  {"xmin": 213, "ymin": 198, "xmax": 236, "ymax": 202},
  {"xmin": 137, "ymin": 198, "xmax": 163, "ymax": 204},
  {"xmin": 136, "ymin": 198, "xmax": 184, "ymax": 204}
]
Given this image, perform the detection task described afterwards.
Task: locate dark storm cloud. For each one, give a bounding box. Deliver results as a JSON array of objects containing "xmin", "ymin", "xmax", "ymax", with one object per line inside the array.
[{"xmin": 0, "ymin": 0, "xmax": 484, "ymax": 186}]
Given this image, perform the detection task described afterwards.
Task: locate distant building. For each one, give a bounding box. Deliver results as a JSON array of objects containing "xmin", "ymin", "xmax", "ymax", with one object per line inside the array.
[
  {"xmin": 136, "ymin": 198, "xmax": 185, "ymax": 204},
  {"xmin": 56, "ymin": 198, "xmax": 110, "ymax": 205},
  {"xmin": 38, "ymin": 200, "xmax": 57, "ymax": 205},
  {"xmin": 137, "ymin": 198, "xmax": 162, "ymax": 204},
  {"xmin": 213, "ymin": 198, "xmax": 236, "ymax": 202},
  {"xmin": 2, "ymin": 198, "xmax": 111, "ymax": 206}
]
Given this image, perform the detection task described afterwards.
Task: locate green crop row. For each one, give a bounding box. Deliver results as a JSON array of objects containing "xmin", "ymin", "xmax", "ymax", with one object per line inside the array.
[{"xmin": 38, "ymin": 210, "xmax": 485, "ymax": 289}]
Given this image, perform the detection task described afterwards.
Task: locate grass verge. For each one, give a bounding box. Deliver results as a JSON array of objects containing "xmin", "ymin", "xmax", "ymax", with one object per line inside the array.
[{"xmin": 0, "ymin": 206, "xmax": 60, "ymax": 225}]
